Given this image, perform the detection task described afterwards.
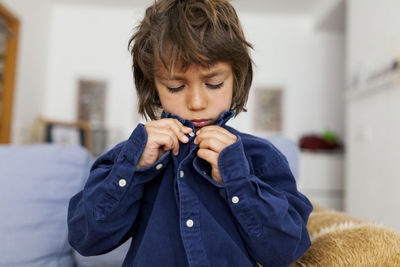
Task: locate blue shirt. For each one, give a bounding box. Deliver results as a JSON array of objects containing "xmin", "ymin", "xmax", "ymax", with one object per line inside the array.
[{"xmin": 68, "ymin": 110, "xmax": 312, "ymax": 267}]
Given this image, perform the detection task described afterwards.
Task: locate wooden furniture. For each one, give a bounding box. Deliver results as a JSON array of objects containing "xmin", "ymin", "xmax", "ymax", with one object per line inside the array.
[
  {"xmin": 0, "ymin": 3, "xmax": 19, "ymax": 143},
  {"xmin": 31, "ymin": 118, "xmax": 93, "ymax": 154}
]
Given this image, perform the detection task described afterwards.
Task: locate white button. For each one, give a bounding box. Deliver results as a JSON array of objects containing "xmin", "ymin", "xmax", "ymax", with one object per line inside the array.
[
  {"xmin": 189, "ymin": 132, "xmax": 195, "ymax": 137},
  {"xmin": 119, "ymin": 179, "xmax": 127, "ymax": 187},
  {"xmin": 232, "ymin": 196, "xmax": 239, "ymax": 204},
  {"xmin": 155, "ymin": 163, "xmax": 163, "ymax": 170},
  {"xmin": 180, "ymin": 170, "xmax": 185, "ymax": 178},
  {"xmin": 186, "ymin": 219, "xmax": 194, "ymax": 228}
]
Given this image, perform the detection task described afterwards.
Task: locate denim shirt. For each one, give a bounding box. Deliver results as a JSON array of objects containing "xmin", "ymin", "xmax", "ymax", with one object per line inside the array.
[{"xmin": 68, "ymin": 110, "xmax": 313, "ymax": 267}]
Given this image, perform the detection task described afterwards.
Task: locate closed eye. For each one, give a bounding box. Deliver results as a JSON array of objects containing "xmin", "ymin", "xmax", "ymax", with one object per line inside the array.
[
  {"xmin": 167, "ymin": 85, "xmax": 184, "ymax": 93},
  {"xmin": 206, "ymin": 82, "xmax": 224, "ymax": 89}
]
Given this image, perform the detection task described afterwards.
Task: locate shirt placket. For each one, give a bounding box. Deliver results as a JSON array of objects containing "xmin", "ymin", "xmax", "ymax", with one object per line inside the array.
[{"xmin": 176, "ymin": 148, "xmax": 210, "ymax": 267}]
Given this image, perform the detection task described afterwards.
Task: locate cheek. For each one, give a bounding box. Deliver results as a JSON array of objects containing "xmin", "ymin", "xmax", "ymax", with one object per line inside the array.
[
  {"xmin": 222, "ymin": 94, "xmax": 233, "ymax": 110},
  {"xmin": 219, "ymin": 83, "xmax": 233, "ymax": 109},
  {"xmin": 211, "ymin": 89, "xmax": 232, "ymax": 111},
  {"xmin": 155, "ymin": 83, "xmax": 172, "ymax": 110},
  {"xmin": 158, "ymin": 92, "xmax": 184, "ymax": 113}
]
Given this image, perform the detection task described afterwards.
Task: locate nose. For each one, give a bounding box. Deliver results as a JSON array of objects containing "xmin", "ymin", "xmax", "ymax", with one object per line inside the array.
[{"xmin": 187, "ymin": 86, "xmax": 207, "ymax": 111}]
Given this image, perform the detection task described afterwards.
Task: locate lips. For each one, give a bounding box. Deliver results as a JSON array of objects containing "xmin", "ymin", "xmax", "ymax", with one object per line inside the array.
[{"xmin": 191, "ymin": 119, "xmax": 212, "ymax": 128}]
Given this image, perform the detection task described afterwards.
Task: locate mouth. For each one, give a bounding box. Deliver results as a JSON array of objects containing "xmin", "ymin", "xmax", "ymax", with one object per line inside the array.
[{"xmin": 191, "ymin": 119, "xmax": 212, "ymax": 128}]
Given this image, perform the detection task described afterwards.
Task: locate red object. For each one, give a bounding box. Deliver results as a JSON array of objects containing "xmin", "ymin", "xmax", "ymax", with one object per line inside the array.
[{"xmin": 299, "ymin": 135, "xmax": 340, "ymax": 151}]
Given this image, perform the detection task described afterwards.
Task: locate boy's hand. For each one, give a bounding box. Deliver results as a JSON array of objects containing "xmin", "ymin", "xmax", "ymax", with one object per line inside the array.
[
  {"xmin": 137, "ymin": 119, "xmax": 193, "ymax": 169},
  {"xmin": 194, "ymin": 126, "xmax": 237, "ymax": 184}
]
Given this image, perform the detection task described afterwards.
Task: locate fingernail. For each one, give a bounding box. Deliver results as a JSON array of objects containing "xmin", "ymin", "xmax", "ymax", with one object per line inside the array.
[
  {"xmin": 182, "ymin": 135, "xmax": 189, "ymax": 142},
  {"xmin": 196, "ymin": 130, "xmax": 201, "ymax": 135}
]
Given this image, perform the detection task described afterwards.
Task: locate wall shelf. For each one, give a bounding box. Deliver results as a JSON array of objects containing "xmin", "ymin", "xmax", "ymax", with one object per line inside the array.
[{"xmin": 346, "ymin": 71, "xmax": 400, "ymax": 101}]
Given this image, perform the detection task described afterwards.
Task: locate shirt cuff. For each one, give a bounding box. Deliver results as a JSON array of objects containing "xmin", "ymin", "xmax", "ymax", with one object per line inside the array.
[
  {"xmin": 218, "ymin": 137, "xmax": 262, "ymax": 237},
  {"xmin": 134, "ymin": 151, "xmax": 170, "ymax": 182},
  {"xmin": 218, "ymin": 136, "xmax": 250, "ymax": 183},
  {"xmin": 93, "ymin": 124, "xmax": 170, "ymax": 220},
  {"xmin": 115, "ymin": 123, "xmax": 171, "ymax": 185},
  {"xmin": 112, "ymin": 123, "xmax": 147, "ymax": 183}
]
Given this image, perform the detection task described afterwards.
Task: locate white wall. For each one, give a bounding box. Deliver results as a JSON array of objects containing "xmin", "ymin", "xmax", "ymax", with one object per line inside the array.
[
  {"xmin": 1, "ymin": 0, "xmax": 52, "ymax": 144},
  {"xmin": 229, "ymin": 14, "xmax": 344, "ymax": 142},
  {"xmin": 347, "ymin": 0, "xmax": 400, "ymax": 83},
  {"xmin": 42, "ymin": 4, "xmax": 345, "ymax": 147},
  {"xmin": 345, "ymin": 0, "xmax": 400, "ymax": 230},
  {"xmin": 44, "ymin": 3, "xmax": 141, "ymax": 145}
]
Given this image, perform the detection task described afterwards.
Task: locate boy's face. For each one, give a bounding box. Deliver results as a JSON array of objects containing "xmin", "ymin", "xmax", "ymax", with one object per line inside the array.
[{"xmin": 154, "ymin": 61, "xmax": 233, "ymax": 129}]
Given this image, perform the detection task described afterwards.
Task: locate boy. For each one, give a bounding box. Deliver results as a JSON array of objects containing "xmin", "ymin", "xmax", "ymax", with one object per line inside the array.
[{"xmin": 68, "ymin": 0, "xmax": 313, "ymax": 266}]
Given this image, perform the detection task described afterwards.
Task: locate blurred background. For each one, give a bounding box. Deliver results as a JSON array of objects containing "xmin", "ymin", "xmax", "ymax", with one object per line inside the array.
[{"xmin": 0, "ymin": 0, "xmax": 399, "ymax": 231}]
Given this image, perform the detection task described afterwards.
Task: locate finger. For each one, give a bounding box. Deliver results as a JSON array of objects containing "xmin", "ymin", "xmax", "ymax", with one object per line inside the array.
[
  {"xmin": 147, "ymin": 127, "xmax": 180, "ymax": 155},
  {"xmin": 148, "ymin": 131, "xmax": 176, "ymax": 152},
  {"xmin": 195, "ymin": 127, "xmax": 237, "ymax": 146},
  {"xmin": 169, "ymin": 119, "xmax": 193, "ymax": 143},
  {"xmin": 148, "ymin": 119, "xmax": 193, "ymax": 143},
  {"xmin": 171, "ymin": 119, "xmax": 193, "ymax": 134},
  {"xmin": 197, "ymin": 137, "xmax": 227, "ymax": 153},
  {"xmin": 197, "ymin": 148, "xmax": 223, "ymax": 184},
  {"xmin": 197, "ymin": 148, "xmax": 220, "ymax": 169},
  {"xmin": 195, "ymin": 133, "xmax": 232, "ymax": 149},
  {"xmin": 198, "ymin": 125, "xmax": 237, "ymax": 139}
]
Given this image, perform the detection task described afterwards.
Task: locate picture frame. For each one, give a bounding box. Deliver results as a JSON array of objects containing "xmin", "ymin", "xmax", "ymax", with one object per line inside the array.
[
  {"xmin": 253, "ymin": 88, "xmax": 283, "ymax": 132},
  {"xmin": 77, "ymin": 78, "xmax": 107, "ymax": 156},
  {"xmin": 77, "ymin": 79, "xmax": 106, "ymax": 124}
]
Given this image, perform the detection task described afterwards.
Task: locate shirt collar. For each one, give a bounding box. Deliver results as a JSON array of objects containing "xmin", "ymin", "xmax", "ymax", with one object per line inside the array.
[{"xmin": 161, "ymin": 110, "xmax": 235, "ymax": 130}]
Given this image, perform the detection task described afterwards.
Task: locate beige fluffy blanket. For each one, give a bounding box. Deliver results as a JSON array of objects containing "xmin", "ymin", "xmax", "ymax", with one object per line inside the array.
[{"xmin": 291, "ymin": 204, "xmax": 400, "ymax": 267}]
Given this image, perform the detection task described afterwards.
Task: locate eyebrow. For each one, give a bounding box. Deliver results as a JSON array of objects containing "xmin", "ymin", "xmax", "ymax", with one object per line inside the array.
[{"xmin": 159, "ymin": 70, "xmax": 226, "ymax": 81}]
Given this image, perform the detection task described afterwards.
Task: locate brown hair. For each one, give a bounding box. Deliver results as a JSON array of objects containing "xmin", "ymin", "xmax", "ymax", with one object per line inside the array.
[{"xmin": 128, "ymin": 0, "xmax": 253, "ymax": 120}]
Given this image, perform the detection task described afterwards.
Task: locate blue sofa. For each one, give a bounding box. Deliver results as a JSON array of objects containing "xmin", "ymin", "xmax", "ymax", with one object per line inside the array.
[{"xmin": 0, "ymin": 136, "xmax": 299, "ymax": 267}]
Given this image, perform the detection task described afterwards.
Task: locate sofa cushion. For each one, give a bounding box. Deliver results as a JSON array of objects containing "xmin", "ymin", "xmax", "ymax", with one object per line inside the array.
[
  {"xmin": 74, "ymin": 239, "xmax": 130, "ymax": 267},
  {"xmin": 268, "ymin": 135, "xmax": 300, "ymax": 181},
  {"xmin": 0, "ymin": 144, "xmax": 93, "ymax": 267}
]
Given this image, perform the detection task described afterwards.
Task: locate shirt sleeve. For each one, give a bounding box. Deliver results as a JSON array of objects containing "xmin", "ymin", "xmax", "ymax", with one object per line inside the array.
[
  {"xmin": 218, "ymin": 136, "xmax": 313, "ymax": 267},
  {"xmin": 67, "ymin": 123, "xmax": 170, "ymax": 256}
]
